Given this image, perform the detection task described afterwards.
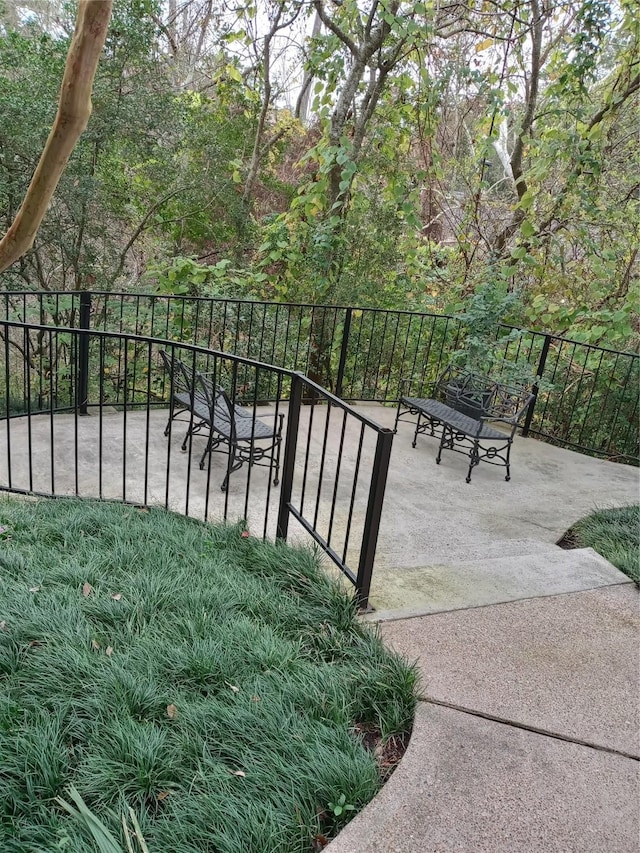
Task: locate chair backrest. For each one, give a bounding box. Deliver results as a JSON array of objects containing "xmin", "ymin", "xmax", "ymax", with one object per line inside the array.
[
  {"xmin": 159, "ymin": 350, "xmax": 196, "ymax": 401},
  {"xmin": 194, "ymin": 372, "xmax": 238, "ymax": 443}
]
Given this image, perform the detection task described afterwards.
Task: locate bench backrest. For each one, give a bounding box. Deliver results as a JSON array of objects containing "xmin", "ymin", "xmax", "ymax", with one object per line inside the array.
[
  {"xmin": 436, "ymin": 366, "xmax": 533, "ymax": 424},
  {"xmin": 159, "ymin": 349, "xmax": 197, "ymax": 401}
]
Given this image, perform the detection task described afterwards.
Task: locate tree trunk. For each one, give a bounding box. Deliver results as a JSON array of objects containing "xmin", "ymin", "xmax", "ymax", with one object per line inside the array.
[{"xmin": 0, "ymin": 0, "xmax": 113, "ymax": 273}]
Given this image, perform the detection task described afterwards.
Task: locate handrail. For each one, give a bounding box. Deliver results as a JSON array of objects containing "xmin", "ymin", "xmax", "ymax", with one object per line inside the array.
[{"xmin": 1, "ymin": 290, "xmax": 637, "ymax": 464}]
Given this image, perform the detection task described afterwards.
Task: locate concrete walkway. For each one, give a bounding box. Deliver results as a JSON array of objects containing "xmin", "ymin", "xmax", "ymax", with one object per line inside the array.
[{"xmin": 328, "ymin": 583, "xmax": 639, "ymax": 853}]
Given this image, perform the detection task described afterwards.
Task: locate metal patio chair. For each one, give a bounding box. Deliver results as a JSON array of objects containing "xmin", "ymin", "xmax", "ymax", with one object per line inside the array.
[{"xmin": 159, "ymin": 351, "xmax": 284, "ymax": 491}]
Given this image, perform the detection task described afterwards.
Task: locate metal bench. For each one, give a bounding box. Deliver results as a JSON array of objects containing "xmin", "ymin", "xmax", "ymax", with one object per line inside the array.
[
  {"xmin": 160, "ymin": 351, "xmax": 284, "ymax": 491},
  {"xmin": 394, "ymin": 366, "xmax": 534, "ymax": 483}
]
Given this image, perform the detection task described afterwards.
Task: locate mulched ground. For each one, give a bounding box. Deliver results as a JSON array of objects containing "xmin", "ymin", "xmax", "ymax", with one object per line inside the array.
[
  {"xmin": 353, "ymin": 721, "xmax": 412, "ymax": 781},
  {"xmin": 556, "ymin": 527, "xmax": 579, "ymax": 550}
]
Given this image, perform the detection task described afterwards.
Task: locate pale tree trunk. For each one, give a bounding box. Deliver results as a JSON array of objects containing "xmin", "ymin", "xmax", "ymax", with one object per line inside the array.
[
  {"xmin": 242, "ymin": 1, "xmax": 303, "ymax": 211},
  {"xmin": 295, "ymin": 9, "xmax": 322, "ymax": 124},
  {"xmin": 0, "ymin": 0, "xmax": 113, "ymax": 273}
]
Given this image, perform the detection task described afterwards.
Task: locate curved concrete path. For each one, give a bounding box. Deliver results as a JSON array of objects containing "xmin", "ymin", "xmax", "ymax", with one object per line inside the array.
[{"xmin": 329, "ymin": 583, "xmax": 639, "ymax": 853}]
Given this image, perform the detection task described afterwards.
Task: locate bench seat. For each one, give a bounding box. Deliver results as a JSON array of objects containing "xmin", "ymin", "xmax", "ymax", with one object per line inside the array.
[{"xmin": 400, "ymin": 397, "xmax": 510, "ymax": 441}]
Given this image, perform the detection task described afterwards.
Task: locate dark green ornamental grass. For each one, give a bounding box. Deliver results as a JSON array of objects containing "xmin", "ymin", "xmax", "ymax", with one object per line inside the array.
[
  {"xmin": 0, "ymin": 498, "xmax": 417, "ymax": 853},
  {"xmin": 570, "ymin": 504, "xmax": 639, "ymax": 585}
]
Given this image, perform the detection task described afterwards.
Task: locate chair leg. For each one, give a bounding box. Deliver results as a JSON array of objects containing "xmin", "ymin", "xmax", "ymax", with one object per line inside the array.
[{"xmin": 466, "ymin": 440, "xmax": 480, "ymax": 483}]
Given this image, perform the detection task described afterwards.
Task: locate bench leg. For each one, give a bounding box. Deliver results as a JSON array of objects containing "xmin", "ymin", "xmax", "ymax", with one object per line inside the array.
[
  {"xmin": 199, "ymin": 439, "xmax": 210, "ymax": 470},
  {"xmin": 220, "ymin": 448, "xmax": 236, "ymax": 492},
  {"xmin": 436, "ymin": 426, "xmax": 449, "ymax": 464},
  {"xmin": 164, "ymin": 400, "xmax": 182, "ymax": 437},
  {"xmin": 466, "ymin": 440, "xmax": 480, "ymax": 484},
  {"xmin": 412, "ymin": 414, "xmax": 422, "ymax": 448},
  {"xmin": 505, "ymin": 440, "xmax": 512, "ymax": 481}
]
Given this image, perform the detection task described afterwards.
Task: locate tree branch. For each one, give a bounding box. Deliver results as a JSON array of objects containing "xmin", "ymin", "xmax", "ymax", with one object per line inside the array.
[
  {"xmin": 0, "ymin": 0, "xmax": 113, "ymax": 273},
  {"xmin": 110, "ymin": 186, "xmax": 197, "ymax": 285},
  {"xmin": 313, "ymin": 0, "xmax": 360, "ymax": 59}
]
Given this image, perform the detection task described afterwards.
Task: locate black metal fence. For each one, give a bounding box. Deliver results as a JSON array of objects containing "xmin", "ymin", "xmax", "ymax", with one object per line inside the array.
[
  {"xmin": 0, "ymin": 319, "xmax": 393, "ymax": 608},
  {"xmin": 1, "ymin": 289, "xmax": 638, "ymax": 464}
]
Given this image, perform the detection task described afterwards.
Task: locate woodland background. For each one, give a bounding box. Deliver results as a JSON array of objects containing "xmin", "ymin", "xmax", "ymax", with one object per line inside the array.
[{"xmin": 0, "ymin": 0, "xmax": 638, "ymax": 350}]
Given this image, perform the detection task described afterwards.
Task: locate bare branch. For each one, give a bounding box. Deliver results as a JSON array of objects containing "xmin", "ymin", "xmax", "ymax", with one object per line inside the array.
[
  {"xmin": 313, "ymin": 0, "xmax": 360, "ymax": 59},
  {"xmin": 110, "ymin": 186, "xmax": 197, "ymax": 285}
]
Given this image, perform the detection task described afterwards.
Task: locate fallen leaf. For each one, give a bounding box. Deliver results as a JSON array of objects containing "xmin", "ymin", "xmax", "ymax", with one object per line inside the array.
[
  {"xmin": 29, "ymin": 586, "xmax": 41, "ymax": 593},
  {"xmin": 232, "ymin": 770, "xmax": 246, "ymax": 777},
  {"xmin": 82, "ymin": 582, "xmax": 93, "ymax": 597},
  {"xmin": 251, "ymin": 695, "xmax": 261, "ymax": 702},
  {"xmin": 28, "ymin": 639, "xmax": 43, "ymax": 648},
  {"xmin": 241, "ymin": 530, "xmax": 250, "ymax": 539},
  {"xmin": 157, "ymin": 791, "xmax": 171, "ymax": 801},
  {"xmin": 225, "ymin": 682, "xmax": 240, "ymax": 693},
  {"xmin": 111, "ymin": 593, "xmax": 122, "ymax": 601},
  {"xmin": 91, "ymin": 639, "xmax": 100, "ymax": 650},
  {"xmin": 105, "ymin": 646, "xmax": 113, "ymax": 657},
  {"xmin": 312, "ymin": 834, "xmax": 330, "ymax": 851},
  {"xmin": 0, "ymin": 621, "xmax": 7, "ymax": 631},
  {"xmin": 166, "ymin": 704, "xmax": 177, "ymax": 719}
]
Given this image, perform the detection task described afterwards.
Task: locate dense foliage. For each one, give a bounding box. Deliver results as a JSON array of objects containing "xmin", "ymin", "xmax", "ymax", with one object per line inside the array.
[
  {"xmin": 0, "ymin": 498, "xmax": 417, "ymax": 851},
  {"xmin": 0, "ymin": 0, "xmax": 638, "ymax": 350}
]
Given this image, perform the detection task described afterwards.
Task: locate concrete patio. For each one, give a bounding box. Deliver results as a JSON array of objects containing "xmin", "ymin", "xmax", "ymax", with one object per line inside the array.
[{"xmin": 1, "ymin": 402, "xmax": 636, "ymax": 612}]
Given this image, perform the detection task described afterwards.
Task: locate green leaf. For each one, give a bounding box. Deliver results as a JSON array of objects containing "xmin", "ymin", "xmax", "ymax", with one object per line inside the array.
[
  {"xmin": 225, "ymin": 65, "xmax": 242, "ymax": 83},
  {"xmin": 519, "ymin": 191, "xmax": 534, "ymax": 210}
]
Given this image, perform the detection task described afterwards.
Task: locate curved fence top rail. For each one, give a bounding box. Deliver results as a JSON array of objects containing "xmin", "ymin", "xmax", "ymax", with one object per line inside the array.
[
  {"xmin": 2, "ymin": 288, "xmax": 637, "ymax": 359},
  {"xmin": 0, "ymin": 316, "xmax": 395, "ymax": 607},
  {"xmin": 0, "ymin": 317, "xmax": 390, "ymax": 434}
]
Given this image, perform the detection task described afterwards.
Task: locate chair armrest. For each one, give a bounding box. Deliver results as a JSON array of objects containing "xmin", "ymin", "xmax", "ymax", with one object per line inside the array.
[
  {"xmin": 514, "ymin": 393, "xmax": 535, "ymax": 423},
  {"xmin": 398, "ymin": 377, "xmax": 411, "ymax": 396}
]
